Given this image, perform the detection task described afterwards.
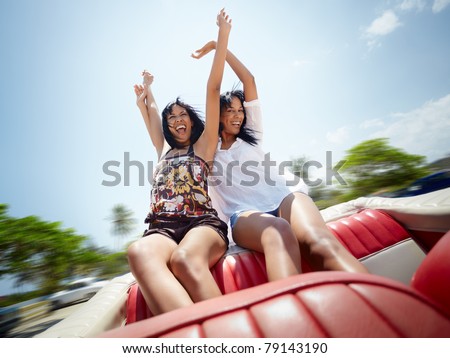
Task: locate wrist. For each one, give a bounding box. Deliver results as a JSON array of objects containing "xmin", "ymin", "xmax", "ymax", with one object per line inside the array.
[{"xmin": 219, "ymin": 27, "xmax": 231, "ymax": 35}]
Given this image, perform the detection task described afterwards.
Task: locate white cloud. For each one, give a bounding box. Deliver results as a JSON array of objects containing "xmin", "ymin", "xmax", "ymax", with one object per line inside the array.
[
  {"xmin": 363, "ymin": 1, "xmax": 448, "ymax": 51},
  {"xmin": 363, "ymin": 10, "xmax": 403, "ymax": 50},
  {"xmin": 360, "ymin": 118, "xmax": 385, "ymax": 129},
  {"xmin": 365, "ymin": 10, "xmax": 402, "ymax": 36},
  {"xmin": 432, "ymin": 0, "xmax": 450, "ymax": 13},
  {"xmin": 398, "ymin": 0, "xmax": 426, "ymax": 12},
  {"xmin": 326, "ymin": 126, "xmax": 350, "ymax": 144},
  {"xmin": 370, "ymin": 94, "xmax": 450, "ymax": 161}
]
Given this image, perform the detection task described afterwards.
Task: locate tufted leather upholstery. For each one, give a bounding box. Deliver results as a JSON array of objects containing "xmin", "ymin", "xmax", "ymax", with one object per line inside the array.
[{"xmin": 326, "ymin": 209, "xmax": 410, "ymax": 258}]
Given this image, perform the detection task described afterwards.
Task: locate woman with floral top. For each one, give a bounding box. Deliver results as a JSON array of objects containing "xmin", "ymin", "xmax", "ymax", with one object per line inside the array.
[{"xmin": 127, "ymin": 9, "xmax": 232, "ymax": 315}]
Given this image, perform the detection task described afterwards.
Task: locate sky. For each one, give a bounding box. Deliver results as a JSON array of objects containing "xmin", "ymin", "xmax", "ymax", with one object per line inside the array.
[{"xmin": 1, "ymin": 0, "xmax": 450, "ymax": 295}]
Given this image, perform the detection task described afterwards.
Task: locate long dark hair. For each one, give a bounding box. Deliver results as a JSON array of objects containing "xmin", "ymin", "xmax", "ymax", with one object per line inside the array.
[
  {"xmin": 220, "ymin": 89, "xmax": 258, "ymax": 146},
  {"xmin": 161, "ymin": 98, "xmax": 204, "ymax": 149}
]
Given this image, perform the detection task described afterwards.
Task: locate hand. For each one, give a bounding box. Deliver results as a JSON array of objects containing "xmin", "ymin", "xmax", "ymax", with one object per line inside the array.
[
  {"xmin": 142, "ymin": 70, "xmax": 154, "ymax": 87},
  {"xmin": 216, "ymin": 8, "xmax": 232, "ymax": 31},
  {"xmin": 191, "ymin": 41, "xmax": 216, "ymax": 60},
  {"xmin": 134, "ymin": 84, "xmax": 147, "ymax": 107}
]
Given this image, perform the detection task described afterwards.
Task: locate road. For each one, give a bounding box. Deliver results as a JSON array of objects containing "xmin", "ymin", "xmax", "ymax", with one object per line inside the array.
[{"xmin": 4, "ymin": 302, "xmax": 84, "ymax": 338}]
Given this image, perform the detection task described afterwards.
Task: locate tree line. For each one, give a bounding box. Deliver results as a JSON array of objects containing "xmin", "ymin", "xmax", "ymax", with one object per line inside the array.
[
  {"xmin": 0, "ymin": 204, "xmax": 132, "ymax": 306},
  {"xmin": 291, "ymin": 138, "xmax": 431, "ymax": 209}
]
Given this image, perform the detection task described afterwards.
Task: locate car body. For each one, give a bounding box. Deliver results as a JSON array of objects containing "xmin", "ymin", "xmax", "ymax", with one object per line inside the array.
[
  {"xmin": 48, "ymin": 277, "xmax": 109, "ymax": 310},
  {"xmin": 37, "ymin": 189, "xmax": 450, "ymax": 338}
]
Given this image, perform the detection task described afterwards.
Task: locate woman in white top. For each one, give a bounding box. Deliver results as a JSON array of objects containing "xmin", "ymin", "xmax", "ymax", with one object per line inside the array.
[{"xmin": 192, "ymin": 42, "xmax": 369, "ymax": 276}]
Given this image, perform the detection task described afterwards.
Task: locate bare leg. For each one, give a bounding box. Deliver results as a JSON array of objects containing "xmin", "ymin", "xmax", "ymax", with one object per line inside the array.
[
  {"xmin": 279, "ymin": 192, "xmax": 369, "ymax": 273},
  {"xmin": 170, "ymin": 226, "xmax": 227, "ymax": 302},
  {"xmin": 232, "ymin": 211, "xmax": 302, "ymax": 281},
  {"xmin": 127, "ymin": 234, "xmax": 194, "ymax": 315}
]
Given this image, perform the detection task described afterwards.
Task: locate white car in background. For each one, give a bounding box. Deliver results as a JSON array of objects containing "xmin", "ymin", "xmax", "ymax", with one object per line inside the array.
[{"xmin": 49, "ymin": 277, "xmax": 109, "ymax": 310}]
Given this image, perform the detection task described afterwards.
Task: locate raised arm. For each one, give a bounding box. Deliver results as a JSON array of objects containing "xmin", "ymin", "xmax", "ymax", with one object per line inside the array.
[
  {"xmin": 195, "ymin": 9, "xmax": 232, "ymax": 162},
  {"xmin": 192, "ymin": 42, "xmax": 258, "ymax": 102},
  {"xmin": 134, "ymin": 71, "xmax": 166, "ymax": 159}
]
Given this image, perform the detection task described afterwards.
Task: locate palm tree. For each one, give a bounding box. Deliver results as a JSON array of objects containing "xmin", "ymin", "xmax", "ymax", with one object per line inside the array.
[{"xmin": 108, "ymin": 204, "xmax": 136, "ymax": 251}]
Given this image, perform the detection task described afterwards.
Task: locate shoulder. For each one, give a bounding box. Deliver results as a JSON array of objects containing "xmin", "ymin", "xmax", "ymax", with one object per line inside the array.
[{"xmin": 243, "ymin": 98, "xmax": 260, "ymax": 108}]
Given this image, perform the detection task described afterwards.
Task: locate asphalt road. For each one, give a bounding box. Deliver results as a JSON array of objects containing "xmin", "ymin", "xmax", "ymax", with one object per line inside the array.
[{"xmin": 4, "ymin": 302, "xmax": 84, "ymax": 338}]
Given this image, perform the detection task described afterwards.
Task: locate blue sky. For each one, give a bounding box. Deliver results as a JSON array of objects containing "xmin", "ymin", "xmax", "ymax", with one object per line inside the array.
[{"xmin": 1, "ymin": 0, "xmax": 449, "ymax": 295}]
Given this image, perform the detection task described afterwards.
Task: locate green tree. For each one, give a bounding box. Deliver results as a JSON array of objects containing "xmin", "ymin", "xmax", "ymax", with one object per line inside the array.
[
  {"xmin": 341, "ymin": 138, "xmax": 430, "ymax": 198},
  {"xmin": 96, "ymin": 251, "xmax": 130, "ymax": 278},
  {"xmin": 108, "ymin": 204, "xmax": 136, "ymax": 251},
  {"xmin": 0, "ymin": 204, "xmax": 103, "ymax": 294}
]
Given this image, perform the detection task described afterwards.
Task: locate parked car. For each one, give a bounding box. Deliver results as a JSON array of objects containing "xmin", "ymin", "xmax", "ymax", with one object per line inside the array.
[
  {"xmin": 398, "ymin": 170, "xmax": 450, "ymax": 197},
  {"xmin": 48, "ymin": 277, "xmax": 109, "ymax": 310},
  {"xmin": 381, "ymin": 170, "xmax": 450, "ymax": 197}
]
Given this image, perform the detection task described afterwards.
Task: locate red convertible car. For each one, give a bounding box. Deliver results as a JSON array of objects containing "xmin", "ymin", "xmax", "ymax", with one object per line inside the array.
[{"xmin": 37, "ymin": 188, "xmax": 450, "ymax": 338}]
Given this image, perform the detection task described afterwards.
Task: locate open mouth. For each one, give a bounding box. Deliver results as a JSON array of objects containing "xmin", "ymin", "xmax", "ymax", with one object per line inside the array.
[
  {"xmin": 175, "ymin": 124, "xmax": 187, "ymax": 134},
  {"xmin": 231, "ymin": 121, "xmax": 241, "ymax": 127}
]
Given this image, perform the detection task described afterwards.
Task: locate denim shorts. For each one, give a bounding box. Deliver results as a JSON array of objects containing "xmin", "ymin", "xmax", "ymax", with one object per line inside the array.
[
  {"xmin": 229, "ymin": 206, "xmax": 279, "ymax": 229},
  {"xmin": 143, "ymin": 214, "xmax": 229, "ymax": 246}
]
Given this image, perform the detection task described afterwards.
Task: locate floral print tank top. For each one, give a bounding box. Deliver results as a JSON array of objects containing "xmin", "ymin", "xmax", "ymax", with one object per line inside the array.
[{"xmin": 147, "ymin": 145, "xmax": 217, "ymax": 221}]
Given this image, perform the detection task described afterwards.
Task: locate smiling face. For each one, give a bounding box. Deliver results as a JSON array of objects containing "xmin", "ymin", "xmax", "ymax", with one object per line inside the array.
[
  {"xmin": 220, "ymin": 96, "xmax": 245, "ymax": 137},
  {"xmin": 166, "ymin": 104, "xmax": 193, "ymax": 147}
]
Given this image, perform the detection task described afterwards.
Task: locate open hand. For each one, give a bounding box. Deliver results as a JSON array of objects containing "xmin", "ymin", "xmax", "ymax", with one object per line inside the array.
[
  {"xmin": 216, "ymin": 8, "xmax": 232, "ymax": 31},
  {"xmin": 142, "ymin": 70, "xmax": 154, "ymax": 87},
  {"xmin": 192, "ymin": 9, "xmax": 231, "ymax": 59},
  {"xmin": 191, "ymin": 40, "xmax": 216, "ymax": 60}
]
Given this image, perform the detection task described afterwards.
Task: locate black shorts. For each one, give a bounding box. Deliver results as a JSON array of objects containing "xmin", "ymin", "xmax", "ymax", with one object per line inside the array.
[{"xmin": 143, "ymin": 214, "xmax": 229, "ymax": 246}]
